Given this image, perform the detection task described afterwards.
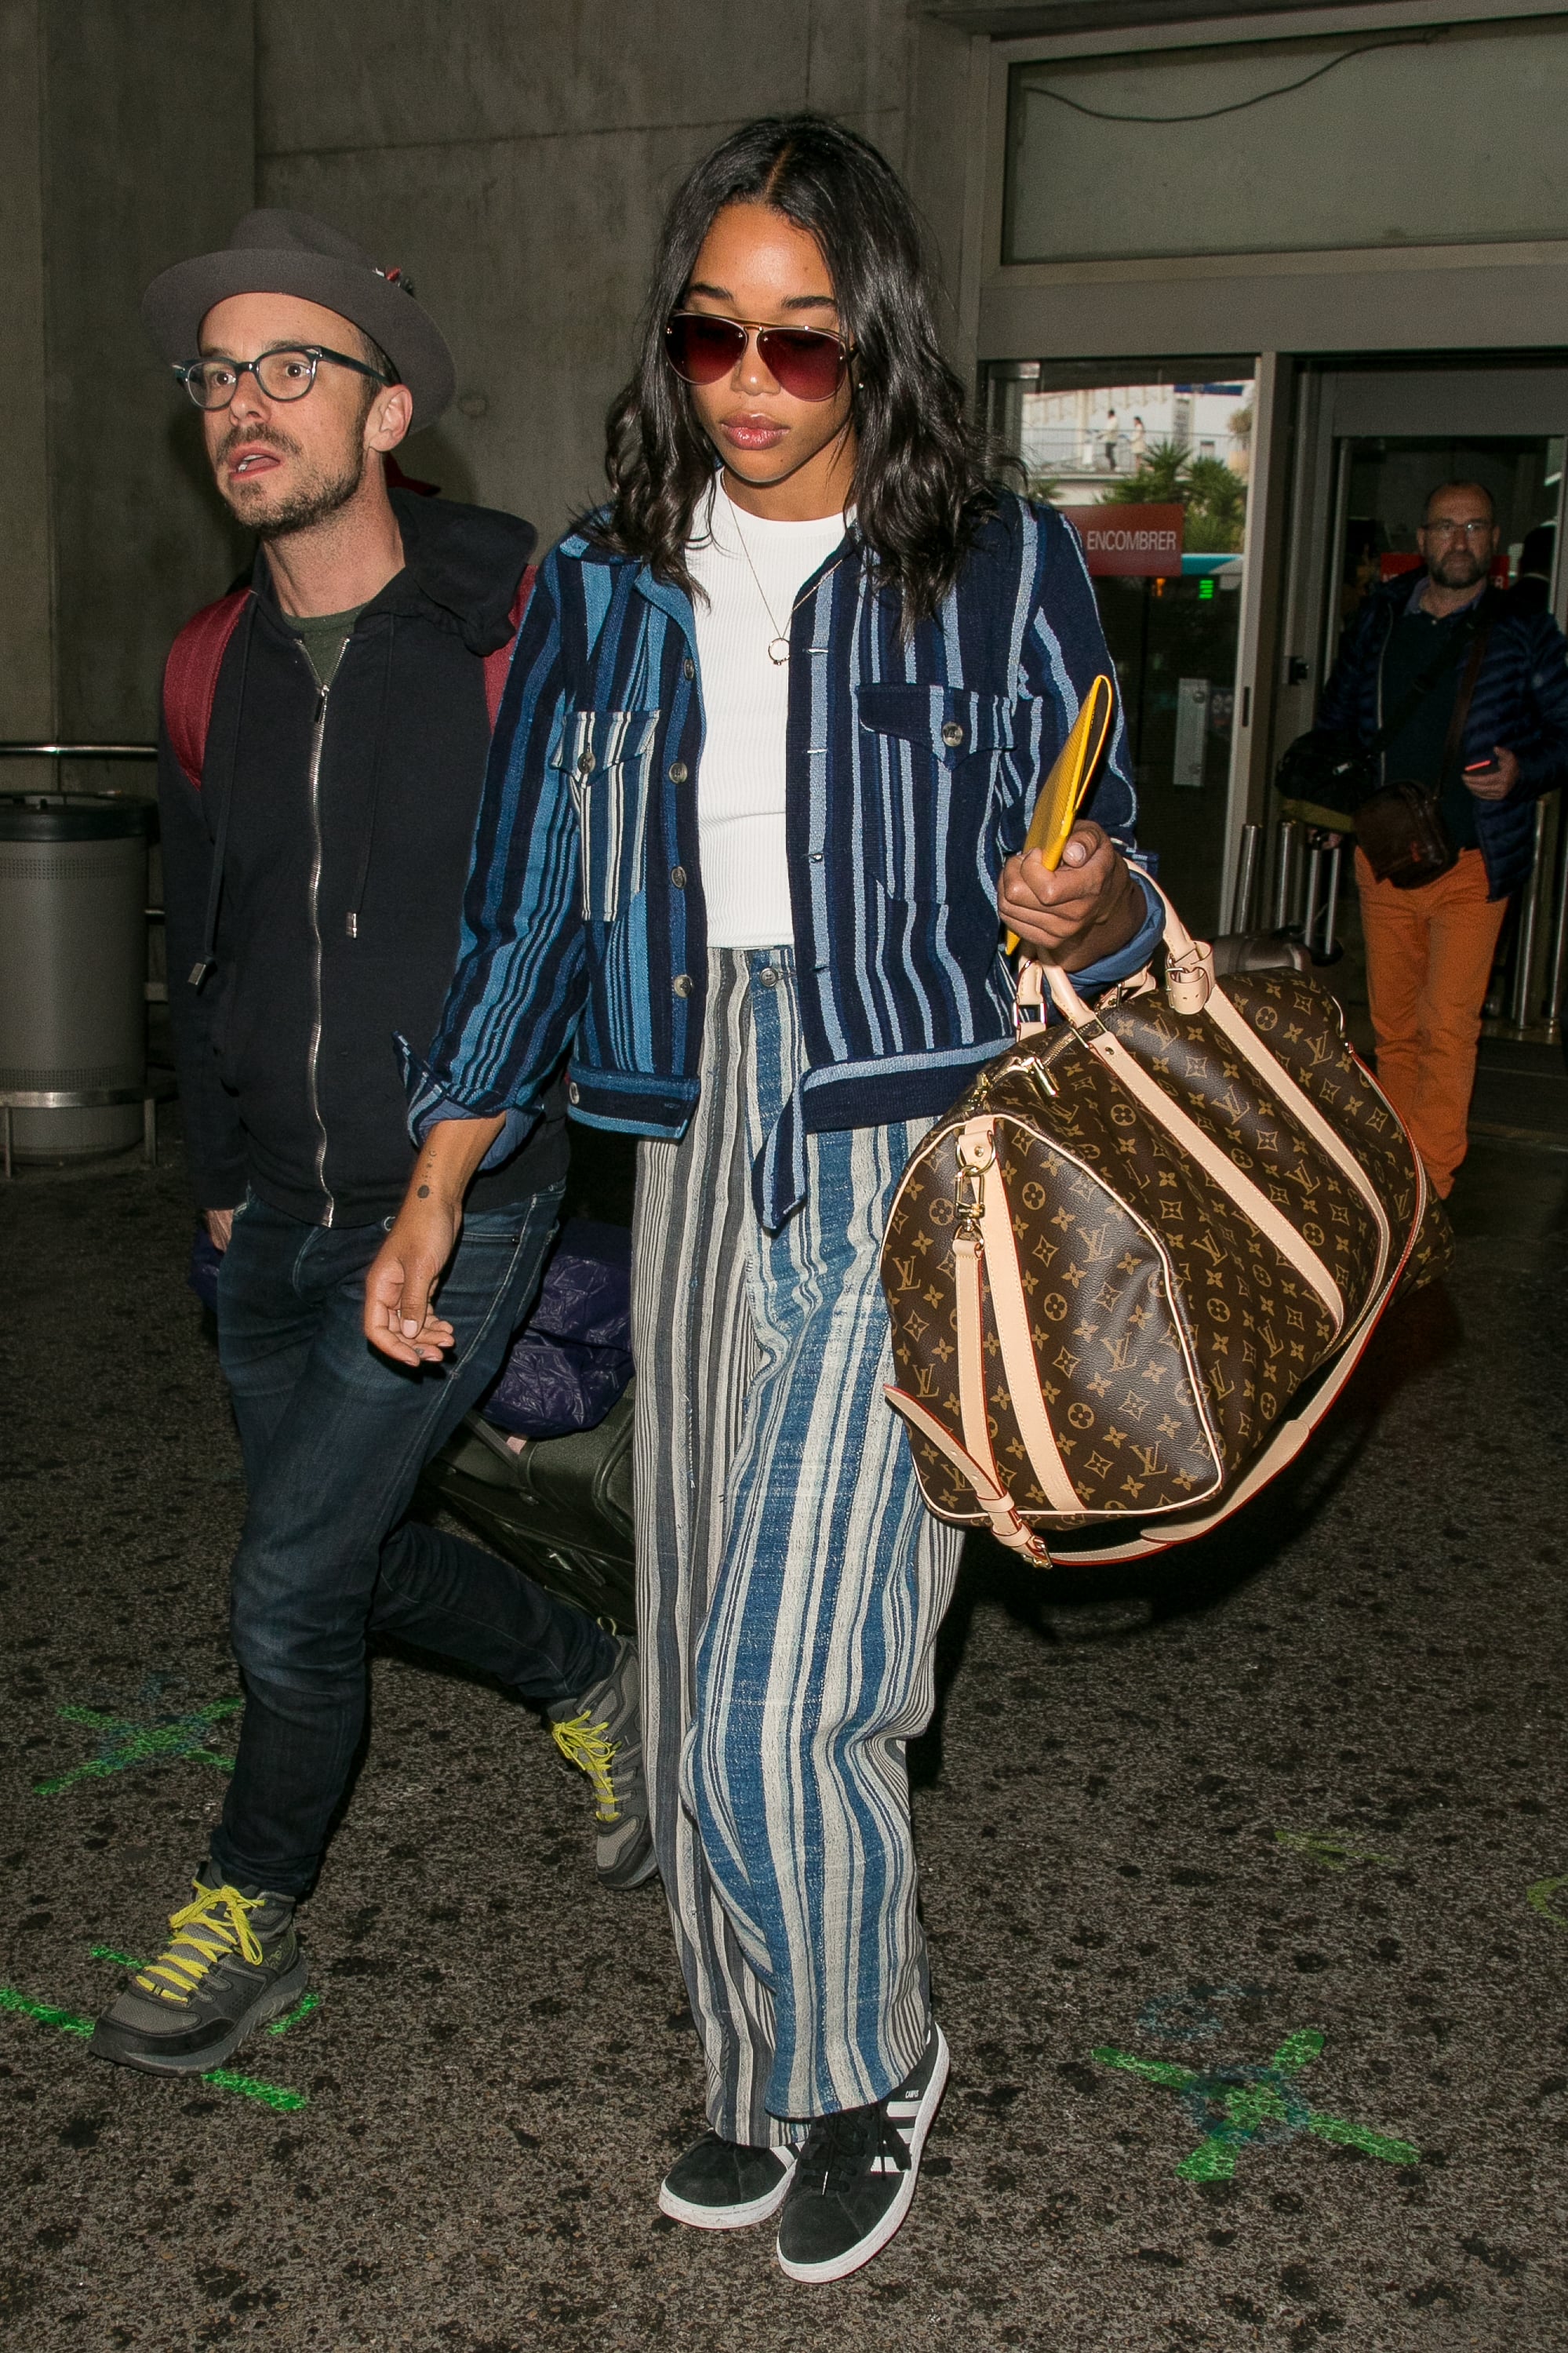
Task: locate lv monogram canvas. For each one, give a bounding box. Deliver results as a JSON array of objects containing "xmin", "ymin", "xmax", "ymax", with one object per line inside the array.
[{"xmin": 881, "ymin": 922, "xmax": 1440, "ymax": 1571}]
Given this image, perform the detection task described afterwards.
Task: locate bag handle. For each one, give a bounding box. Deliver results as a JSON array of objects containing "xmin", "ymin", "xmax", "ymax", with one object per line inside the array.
[{"xmin": 1017, "ymin": 875, "xmax": 1214, "ymax": 1031}]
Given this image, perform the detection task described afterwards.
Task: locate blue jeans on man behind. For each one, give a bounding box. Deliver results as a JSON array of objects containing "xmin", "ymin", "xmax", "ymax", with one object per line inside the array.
[{"xmin": 210, "ymin": 1187, "xmax": 617, "ymax": 1897}]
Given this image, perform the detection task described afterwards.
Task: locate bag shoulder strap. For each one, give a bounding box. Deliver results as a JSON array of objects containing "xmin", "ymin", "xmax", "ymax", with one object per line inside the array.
[
  {"xmin": 162, "ymin": 590, "xmax": 252, "ymax": 790},
  {"xmin": 482, "ymin": 563, "xmax": 537, "ymax": 730},
  {"xmin": 1439, "ymin": 614, "xmax": 1493, "ymax": 785},
  {"xmin": 1369, "ymin": 590, "xmax": 1491, "ymax": 769}
]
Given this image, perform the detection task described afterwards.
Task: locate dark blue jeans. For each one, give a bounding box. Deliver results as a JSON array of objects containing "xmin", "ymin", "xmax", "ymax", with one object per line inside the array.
[{"xmin": 210, "ymin": 1188, "xmax": 615, "ymax": 1897}]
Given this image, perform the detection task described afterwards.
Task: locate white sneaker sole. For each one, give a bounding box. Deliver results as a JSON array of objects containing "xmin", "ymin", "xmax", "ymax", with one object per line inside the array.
[
  {"xmin": 659, "ymin": 2147, "xmax": 798, "ymax": 2231},
  {"xmin": 776, "ymin": 2026, "xmax": 951, "ymax": 2284}
]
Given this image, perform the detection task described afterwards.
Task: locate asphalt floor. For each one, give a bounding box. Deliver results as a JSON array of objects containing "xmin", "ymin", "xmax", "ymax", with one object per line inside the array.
[{"xmin": 2, "ymin": 1069, "xmax": 1565, "ymax": 2351}]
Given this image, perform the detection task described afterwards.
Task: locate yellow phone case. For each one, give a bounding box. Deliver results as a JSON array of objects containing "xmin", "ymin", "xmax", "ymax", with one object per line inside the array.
[{"xmin": 1004, "ymin": 673, "xmax": 1115, "ymax": 954}]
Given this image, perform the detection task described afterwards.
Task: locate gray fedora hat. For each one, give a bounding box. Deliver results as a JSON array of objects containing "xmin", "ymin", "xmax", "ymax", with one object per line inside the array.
[{"xmin": 141, "ymin": 209, "xmax": 456, "ymax": 431}]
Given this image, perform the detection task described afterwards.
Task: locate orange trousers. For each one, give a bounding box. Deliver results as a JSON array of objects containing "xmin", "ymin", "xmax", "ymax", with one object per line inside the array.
[{"xmin": 1355, "ymin": 846, "xmax": 1507, "ymax": 1198}]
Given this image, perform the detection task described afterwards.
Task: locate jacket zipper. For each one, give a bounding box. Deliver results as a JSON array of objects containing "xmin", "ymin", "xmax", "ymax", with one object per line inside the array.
[{"xmin": 306, "ymin": 679, "xmax": 336, "ymax": 1227}]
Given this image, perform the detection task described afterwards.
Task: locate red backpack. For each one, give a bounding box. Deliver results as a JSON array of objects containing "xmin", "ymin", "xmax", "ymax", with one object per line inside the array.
[{"xmin": 162, "ymin": 566, "xmax": 537, "ymax": 789}]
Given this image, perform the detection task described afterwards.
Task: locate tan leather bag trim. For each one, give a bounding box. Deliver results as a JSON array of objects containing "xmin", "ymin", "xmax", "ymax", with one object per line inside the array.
[
  {"xmin": 975, "ymin": 1155, "xmax": 1083, "ymax": 1515},
  {"xmin": 1074, "ymin": 1025, "xmax": 1346, "ymax": 1331},
  {"xmin": 1047, "ymin": 1150, "xmax": 1426, "ymax": 1566},
  {"xmin": 980, "ymin": 1121, "xmax": 1225, "ymax": 1522},
  {"xmin": 1202, "ymin": 984, "xmax": 1392, "ymax": 1298},
  {"xmin": 953, "ymin": 1227, "xmax": 998, "ymax": 1491},
  {"xmin": 883, "ymin": 1387, "xmax": 1053, "ymax": 1563}
]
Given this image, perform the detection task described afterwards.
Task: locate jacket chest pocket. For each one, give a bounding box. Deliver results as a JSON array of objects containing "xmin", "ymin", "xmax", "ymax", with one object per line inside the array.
[
  {"xmin": 855, "ymin": 684, "xmax": 1022, "ymax": 903},
  {"xmin": 548, "ymin": 706, "xmax": 662, "ymax": 922}
]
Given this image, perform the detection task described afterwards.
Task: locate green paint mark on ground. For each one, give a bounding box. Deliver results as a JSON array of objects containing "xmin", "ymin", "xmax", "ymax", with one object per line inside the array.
[
  {"xmin": 35, "ymin": 1697, "xmax": 241, "ymax": 1795},
  {"xmin": 1, "ymin": 1987, "xmax": 93, "ymax": 2038},
  {"xmin": 88, "ymin": 1945, "xmax": 144, "ymax": 1969},
  {"xmin": 2, "ymin": 1979, "xmax": 307, "ymax": 2112},
  {"xmin": 1094, "ymin": 2025, "xmax": 1419, "ymax": 2182},
  {"xmin": 200, "ymin": 2068, "xmax": 307, "ymax": 2111},
  {"xmin": 267, "ymin": 1991, "xmax": 322, "ymax": 2037},
  {"xmin": 1526, "ymin": 1875, "xmax": 1568, "ymax": 1927},
  {"xmin": 1273, "ymin": 1831, "xmax": 1395, "ymax": 1871}
]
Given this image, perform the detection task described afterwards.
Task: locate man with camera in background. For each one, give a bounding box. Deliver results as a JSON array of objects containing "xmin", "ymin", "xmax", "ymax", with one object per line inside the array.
[{"xmin": 1305, "ymin": 481, "xmax": 1568, "ymax": 1198}]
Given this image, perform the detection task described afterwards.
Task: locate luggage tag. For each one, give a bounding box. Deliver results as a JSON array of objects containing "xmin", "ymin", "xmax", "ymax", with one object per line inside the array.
[{"xmin": 1004, "ymin": 672, "xmax": 1115, "ymax": 955}]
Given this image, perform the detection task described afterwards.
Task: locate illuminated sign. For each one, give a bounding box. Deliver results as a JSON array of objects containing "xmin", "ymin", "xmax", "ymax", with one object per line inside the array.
[{"xmin": 1060, "ymin": 504, "xmax": 1184, "ymax": 578}]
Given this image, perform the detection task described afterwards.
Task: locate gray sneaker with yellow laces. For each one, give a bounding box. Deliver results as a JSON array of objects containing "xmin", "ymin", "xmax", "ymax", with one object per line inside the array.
[
  {"xmin": 89, "ymin": 1863, "xmax": 307, "ymax": 2075},
  {"xmin": 548, "ymin": 1634, "xmax": 657, "ymax": 1889}
]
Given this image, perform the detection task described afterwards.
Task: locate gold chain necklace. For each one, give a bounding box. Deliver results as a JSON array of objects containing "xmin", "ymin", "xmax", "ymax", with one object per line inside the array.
[{"xmin": 720, "ymin": 483, "xmax": 846, "ymax": 665}]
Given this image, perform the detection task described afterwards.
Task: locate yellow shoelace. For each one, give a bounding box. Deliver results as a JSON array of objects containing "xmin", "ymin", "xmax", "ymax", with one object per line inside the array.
[
  {"xmin": 133, "ymin": 1879, "xmax": 265, "ymax": 2005},
  {"xmin": 551, "ymin": 1712, "xmax": 621, "ymax": 1824}
]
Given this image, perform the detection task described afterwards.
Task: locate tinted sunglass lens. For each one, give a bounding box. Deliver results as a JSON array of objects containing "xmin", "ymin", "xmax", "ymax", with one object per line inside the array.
[
  {"xmin": 665, "ymin": 315, "xmax": 747, "ymax": 384},
  {"xmin": 758, "ymin": 328, "xmax": 846, "ymax": 402}
]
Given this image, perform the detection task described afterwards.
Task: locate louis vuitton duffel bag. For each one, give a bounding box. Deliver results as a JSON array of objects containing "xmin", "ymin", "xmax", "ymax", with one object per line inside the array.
[{"xmin": 880, "ymin": 886, "xmax": 1442, "ymax": 1570}]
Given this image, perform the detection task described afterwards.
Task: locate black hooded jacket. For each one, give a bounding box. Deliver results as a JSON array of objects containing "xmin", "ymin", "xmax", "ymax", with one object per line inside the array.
[{"xmin": 158, "ymin": 486, "xmax": 568, "ymax": 1226}]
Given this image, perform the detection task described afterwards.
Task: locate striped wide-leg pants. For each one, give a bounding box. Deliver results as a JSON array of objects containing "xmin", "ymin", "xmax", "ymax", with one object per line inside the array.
[{"xmin": 631, "ymin": 947, "xmax": 966, "ymax": 2144}]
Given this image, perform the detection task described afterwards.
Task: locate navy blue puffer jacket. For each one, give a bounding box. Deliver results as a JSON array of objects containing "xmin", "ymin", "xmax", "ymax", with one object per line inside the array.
[{"xmin": 1314, "ymin": 576, "xmax": 1568, "ymax": 899}]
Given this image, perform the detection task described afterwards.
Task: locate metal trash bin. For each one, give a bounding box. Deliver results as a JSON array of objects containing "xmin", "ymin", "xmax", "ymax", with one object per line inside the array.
[{"xmin": 0, "ymin": 794, "xmax": 151, "ymax": 1162}]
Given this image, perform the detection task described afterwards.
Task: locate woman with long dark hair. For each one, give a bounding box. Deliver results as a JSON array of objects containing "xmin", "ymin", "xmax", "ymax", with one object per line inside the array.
[{"xmin": 366, "ymin": 115, "xmax": 1158, "ymax": 2283}]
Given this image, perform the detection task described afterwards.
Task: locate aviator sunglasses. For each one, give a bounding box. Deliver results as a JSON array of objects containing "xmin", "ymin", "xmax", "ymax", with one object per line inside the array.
[{"xmin": 664, "ymin": 311, "xmax": 852, "ymax": 403}]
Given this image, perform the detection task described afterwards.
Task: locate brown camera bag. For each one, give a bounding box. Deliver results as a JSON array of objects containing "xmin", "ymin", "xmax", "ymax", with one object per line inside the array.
[{"xmin": 880, "ymin": 886, "xmax": 1440, "ymax": 1571}]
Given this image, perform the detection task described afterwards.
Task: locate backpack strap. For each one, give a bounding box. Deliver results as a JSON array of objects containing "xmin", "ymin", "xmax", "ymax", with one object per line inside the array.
[
  {"xmin": 163, "ymin": 590, "xmax": 252, "ymax": 789},
  {"xmin": 482, "ymin": 565, "xmax": 537, "ymax": 730}
]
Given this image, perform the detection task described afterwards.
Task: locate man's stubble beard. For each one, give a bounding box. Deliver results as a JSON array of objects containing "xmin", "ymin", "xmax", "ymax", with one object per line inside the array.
[
  {"xmin": 216, "ymin": 426, "xmax": 369, "ymax": 541},
  {"xmin": 1428, "ymin": 547, "xmax": 1490, "ymax": 591}
]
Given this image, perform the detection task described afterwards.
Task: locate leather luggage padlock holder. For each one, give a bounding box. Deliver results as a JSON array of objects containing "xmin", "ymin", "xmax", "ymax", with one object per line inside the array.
[{"xmin": 880, "ymin": 882, "xmax": 1451, "ymax": 1571}]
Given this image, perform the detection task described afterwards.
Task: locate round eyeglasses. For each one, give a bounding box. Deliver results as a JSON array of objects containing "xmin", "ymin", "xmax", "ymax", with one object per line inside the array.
[
  {"xmin": 664, "ymin": 312, "xmax": 851, "ymax": 404},
  {"xmin": 176, "ymin": 344, "xmax": 393, "ymax": 411}
]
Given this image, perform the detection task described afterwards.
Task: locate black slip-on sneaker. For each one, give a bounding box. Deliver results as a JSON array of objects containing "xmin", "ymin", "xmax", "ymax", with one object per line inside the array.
[
  {"xmin": 775, "ymin": 2024, "xmax": 949, "ymax": 2283},
  {"xmin": 659, "ymin": 2132, "xmax": 799, "ymax": 2230}
]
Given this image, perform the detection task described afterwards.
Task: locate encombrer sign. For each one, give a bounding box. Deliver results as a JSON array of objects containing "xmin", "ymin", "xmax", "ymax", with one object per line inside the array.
[{"xmin": 1060, "ymin": 503, "xmax": 1184, "ymax": 579}]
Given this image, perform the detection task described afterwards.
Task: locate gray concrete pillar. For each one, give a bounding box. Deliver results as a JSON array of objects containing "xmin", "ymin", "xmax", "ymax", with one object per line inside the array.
[{"xmin": 0, "ymin": 0, "xmax": 255, "ymax": 801}]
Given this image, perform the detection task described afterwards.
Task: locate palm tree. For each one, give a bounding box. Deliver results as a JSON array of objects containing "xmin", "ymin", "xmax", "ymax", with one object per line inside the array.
[
  {"xmin": 1184, "ymin": 456, "xmax": 1246, "ymax": 554},
  {"xmin": 1099, "ymin": 442, "xmax": 1247, "ymax": 554},
  {"xmin": 1101, "ymin": 440, "xmax": 1190, "ymax": 507}
]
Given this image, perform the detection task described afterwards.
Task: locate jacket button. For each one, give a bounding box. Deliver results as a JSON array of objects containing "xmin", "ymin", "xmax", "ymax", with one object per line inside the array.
[
  {"xmin": 940, "ymin": 721, "xmax": 965, "ymax": 748},
  {"xmin": 672, "ymin": 972, "xmax": 693, "ymax": 998},
  {"xmin": 568, "ymin": 1082, "xmax": 580, "ymax": 1105},
  {"xmin": 670, "ymin": 864, "xmax": 686, "ymax": 889},
  {"xmin": 682, "ymin": 658, "xmax": 695, "ymax": 682},
  {"xmin": 668, "ymin": 760, "xmax": 688, "ymax": 784},
  {"xmin": 577, "ymin": 751, "xmax": 596, "ymax": 775}
]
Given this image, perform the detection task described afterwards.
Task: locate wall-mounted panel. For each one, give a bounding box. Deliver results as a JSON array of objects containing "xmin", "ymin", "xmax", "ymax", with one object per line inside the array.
[
  {"xmin": 980, "ymin": 247, "xmax": 1568, "ymax": 362},
  {"xmin": 1005, "ymin": 16, "xmax": 1568, "ymax": 265}
]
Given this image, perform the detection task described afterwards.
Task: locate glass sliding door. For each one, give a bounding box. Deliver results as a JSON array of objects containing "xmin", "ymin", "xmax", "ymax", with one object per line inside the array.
[{"xmin": 986, "ymin": 363, "xmax": 1256, "ymax": 933}]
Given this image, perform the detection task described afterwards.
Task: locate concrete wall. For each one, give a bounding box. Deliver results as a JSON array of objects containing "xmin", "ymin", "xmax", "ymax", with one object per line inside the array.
[
  {"xmin": 0, "ymin": 0, "xmax": 253, "ymax": 791},
  {"xmin": 2, "ymin": 0, "xmax": 982, "ymax": 762},
  {"xmin": 255, "ymin": 0, "xmax": 920, "ymax": 547}
]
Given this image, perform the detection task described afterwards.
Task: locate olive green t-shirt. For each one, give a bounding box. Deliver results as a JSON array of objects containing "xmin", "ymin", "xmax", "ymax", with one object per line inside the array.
[{"xmin": 285, "ymin": 604, "xmax": 365, "ymax": 689}]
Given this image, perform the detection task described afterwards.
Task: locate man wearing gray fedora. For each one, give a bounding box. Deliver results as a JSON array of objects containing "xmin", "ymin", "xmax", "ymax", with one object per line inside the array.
[{"xmin": 92, "ymin": 212, "xmax": 653, "ymax": 2082}]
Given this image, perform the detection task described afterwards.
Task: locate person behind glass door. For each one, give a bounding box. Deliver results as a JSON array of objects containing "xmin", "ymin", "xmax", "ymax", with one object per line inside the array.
[{"xmin": 1312, "ymin": 479, "xmax": 1568, "ymax": 1196}]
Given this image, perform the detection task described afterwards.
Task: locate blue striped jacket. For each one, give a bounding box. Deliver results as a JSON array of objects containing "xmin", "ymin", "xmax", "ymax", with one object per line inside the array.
[
  {"xmin": 1316, "ymin": 575, "xmax": 1568, "ymax": 899},
  {"xmin": 408, "ymin": 490, "xmax": 1159, "ymax": 1227}
]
